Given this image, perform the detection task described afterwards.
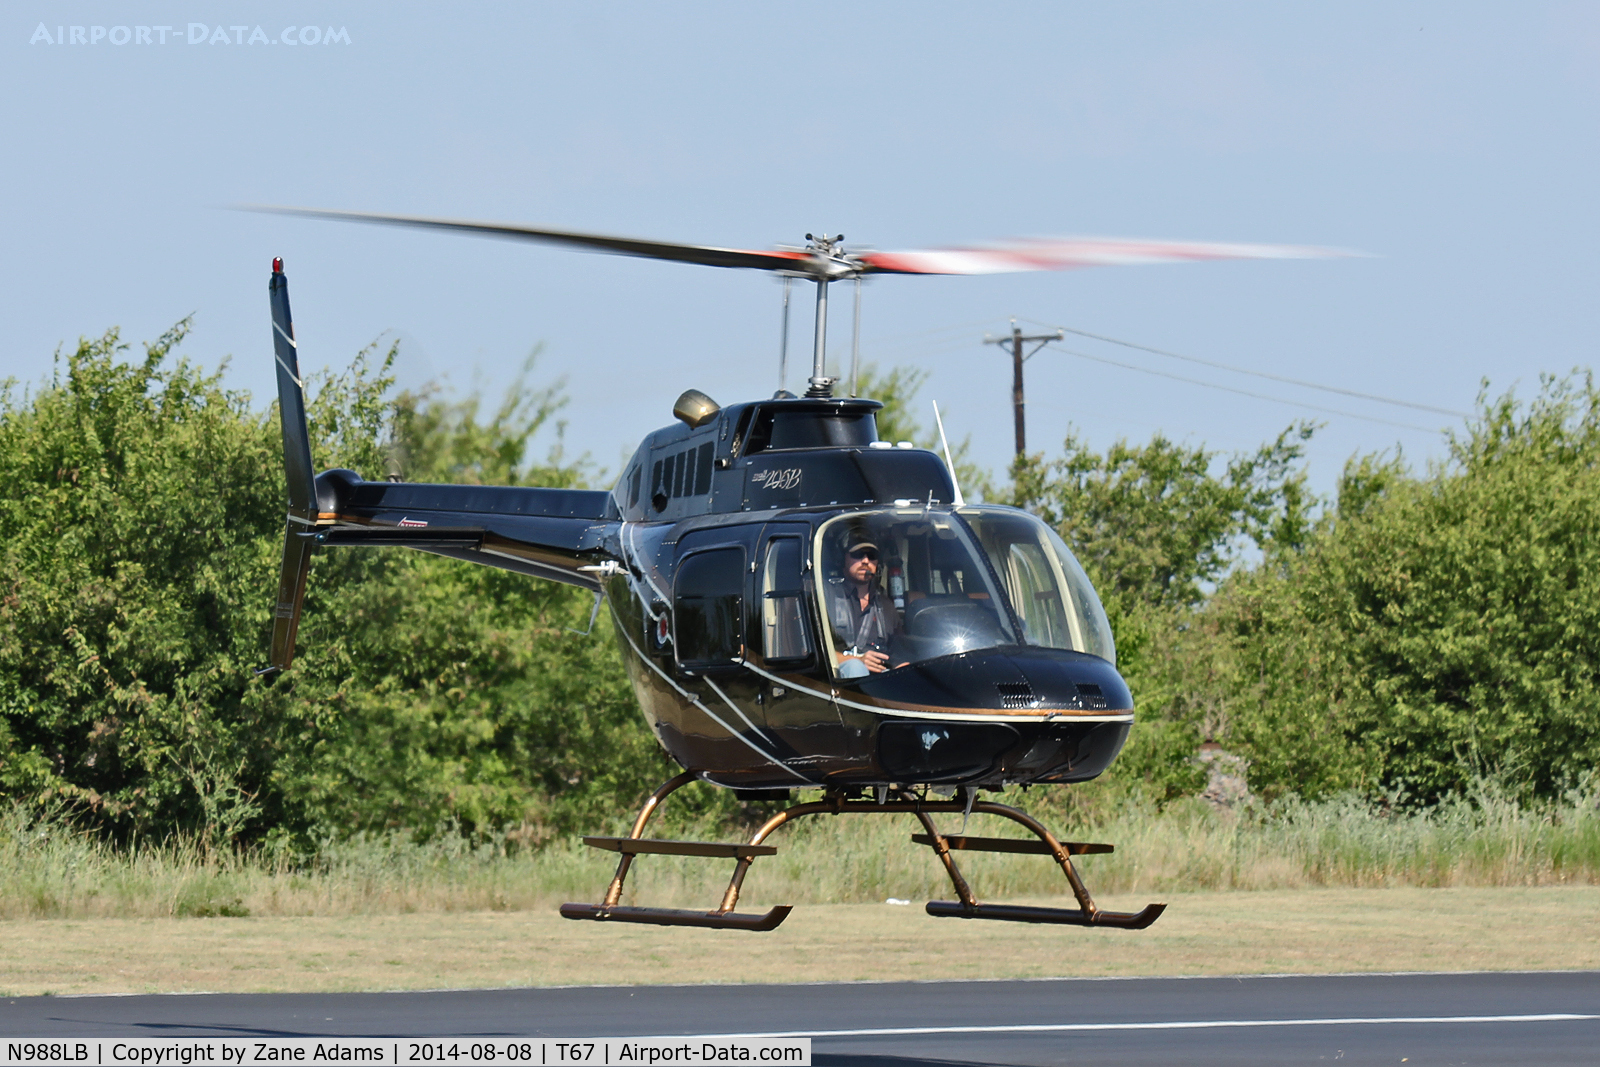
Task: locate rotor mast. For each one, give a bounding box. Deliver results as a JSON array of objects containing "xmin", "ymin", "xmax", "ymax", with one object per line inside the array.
[
  {"xmin": 810, "ymin": 277, "xmax": 831, "ymax": 396},
  {"xmin": 794, "ymin": 233, "xmax": 861, "ymax": 398}
]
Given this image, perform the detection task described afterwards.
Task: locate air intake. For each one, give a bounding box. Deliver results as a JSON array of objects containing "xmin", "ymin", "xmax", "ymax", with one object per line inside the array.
[{"xmin": 995, "ymin": 682, "xmax": 1037, "ymax": 710}]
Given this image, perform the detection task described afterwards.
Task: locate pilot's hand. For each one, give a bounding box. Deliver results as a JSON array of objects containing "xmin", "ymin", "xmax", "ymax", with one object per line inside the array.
[{"xmin": 862, "ymin": 649, "xmax": 889, "ymax": 673}]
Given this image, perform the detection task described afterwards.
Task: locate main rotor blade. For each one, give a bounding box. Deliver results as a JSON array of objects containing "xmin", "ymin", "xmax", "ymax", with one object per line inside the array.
[
  {"xmin": 858, "ymin": 236, "xmax": 1360, "ymax": 276},
  {"xmin": 242, "ymin": 206, "xmax": 813, "ymax": 273},
  {"xmin": 244, "ymin": 206, "xmax": 1361, "ymax": 280}
]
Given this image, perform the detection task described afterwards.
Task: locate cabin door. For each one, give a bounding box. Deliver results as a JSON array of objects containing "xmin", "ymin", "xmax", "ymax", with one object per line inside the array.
[{"xmin": 754, "ymin": 523, "xmax": 847, "ymax": 772}]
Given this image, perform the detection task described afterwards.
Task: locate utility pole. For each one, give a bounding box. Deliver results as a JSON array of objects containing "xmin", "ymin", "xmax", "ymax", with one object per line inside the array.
[{"xmin": 983, "ymin": 320, "xmax": 1063, "ymax": 457}]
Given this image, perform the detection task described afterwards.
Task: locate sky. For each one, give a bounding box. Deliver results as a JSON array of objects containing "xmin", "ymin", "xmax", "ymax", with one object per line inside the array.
[{"xmin": 6, "ymin": 2, "xmax": 1600, "ymax": 499}]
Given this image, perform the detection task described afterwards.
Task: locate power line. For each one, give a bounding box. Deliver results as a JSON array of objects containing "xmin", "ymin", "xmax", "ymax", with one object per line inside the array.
[
  {"xmin": 868, "ymin": 316, "xmax": 1009, "ymax": 346},
  {"xmin": 1017, "ymin": 316, "xmax": 1470, "ymax": 419},
  {"xmin": 1044, "ymin": 344, "xmax": 1441, "ymax": 434}
]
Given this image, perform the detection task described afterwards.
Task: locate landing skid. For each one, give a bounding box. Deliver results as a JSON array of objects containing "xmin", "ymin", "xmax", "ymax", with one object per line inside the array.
[
  {"xmin": 925, "ymin": 900, "xmax": 1167, "ymax": 928},
  {"xmin": 559, "ymin": 771, "xmax": 1165, "ymax": 932},
  {"xmin": 558, "ymin": 902, "xmax": 793, "ymax": 931}
]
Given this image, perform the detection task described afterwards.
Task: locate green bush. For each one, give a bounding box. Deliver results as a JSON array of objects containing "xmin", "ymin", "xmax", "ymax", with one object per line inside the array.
[
  {"xmin": 1222, "ymin": 375, "xmax": 1600, "ymax": 801},
  {"xmin": 1007, "ymin": 424, "xmax": 1317, "ymax": 803},
  {"xmin": 5, "ymin": 320, "xmax": 1597, "ymax": 849},
  {"xmin": 0, "ymin": 328, "xmax": 665, "ymax": 846}
]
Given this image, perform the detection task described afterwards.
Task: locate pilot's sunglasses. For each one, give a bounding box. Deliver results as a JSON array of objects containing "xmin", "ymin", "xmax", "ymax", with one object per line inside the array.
[{"xmin": 848, "ymin": 548, "xmax": 879, "ymax": 561}]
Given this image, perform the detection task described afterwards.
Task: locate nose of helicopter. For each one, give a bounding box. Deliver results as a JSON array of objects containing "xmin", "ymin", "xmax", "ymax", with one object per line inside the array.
[
  {"xmin": 852, "ymin": 646, "xmax": 1134, "ymax": 785},
  {"xmin": 853, "ymin": 645, "xmax": 1132, "ymax": 714}
]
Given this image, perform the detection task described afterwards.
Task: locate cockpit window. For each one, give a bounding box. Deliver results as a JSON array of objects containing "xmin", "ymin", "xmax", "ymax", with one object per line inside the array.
[
  {"xmin": 812, "ymin": 506, "xmax": 1116, "ymax": 679},
  {"xmin": 959, "ymin": 508, "xmax": 1116, "ymax": 664},
  {"xmin": 814, "ymin": 508, "xmax": 1018, "ymax": 678}
]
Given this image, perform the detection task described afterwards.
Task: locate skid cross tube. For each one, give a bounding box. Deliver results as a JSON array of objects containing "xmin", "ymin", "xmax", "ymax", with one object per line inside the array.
[
  {"xmin": 718, "ymin": 793, "xmax": 1163, "ymax": 930},
  {"xmin": 561, "ymin": 770, "xmax": 794, "ymax": 930}
]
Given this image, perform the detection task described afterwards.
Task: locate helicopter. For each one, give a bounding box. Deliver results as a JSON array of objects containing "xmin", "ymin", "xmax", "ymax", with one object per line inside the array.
[{"xmin": 258, "ymin": 210, "xmax": 1347, "ymax": 931}]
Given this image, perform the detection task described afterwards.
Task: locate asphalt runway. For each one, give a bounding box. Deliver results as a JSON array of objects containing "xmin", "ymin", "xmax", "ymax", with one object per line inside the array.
[{"xmin": 2, "ymin": 971, "xmax": 1597, "ymax": 1066}]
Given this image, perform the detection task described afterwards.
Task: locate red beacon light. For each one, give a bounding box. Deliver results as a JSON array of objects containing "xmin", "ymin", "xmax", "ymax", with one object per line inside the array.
[{"xmin": 272, "ymin": 256, "xmax": 283, "ymax": 273}]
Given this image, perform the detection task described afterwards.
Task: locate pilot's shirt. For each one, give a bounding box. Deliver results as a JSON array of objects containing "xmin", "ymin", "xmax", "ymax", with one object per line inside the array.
[{"xmin": 825, "ymin": 576, "xmax": 899, "ymax": 654}]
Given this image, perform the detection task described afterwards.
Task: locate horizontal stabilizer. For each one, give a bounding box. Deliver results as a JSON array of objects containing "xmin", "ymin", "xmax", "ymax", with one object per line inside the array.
[{"xmin": 314, "ymin": 527, "xmax": 484, "ymax": 549}]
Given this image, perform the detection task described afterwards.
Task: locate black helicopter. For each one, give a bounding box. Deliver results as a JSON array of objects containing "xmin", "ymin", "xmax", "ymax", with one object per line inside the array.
[{"xmin": 260, "ymin": 211, "xmax": 1345, "ymax": 931}]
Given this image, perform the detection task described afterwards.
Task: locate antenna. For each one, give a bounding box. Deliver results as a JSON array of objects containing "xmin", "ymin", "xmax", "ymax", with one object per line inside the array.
[
  {"xmin": 778, "ymin": 277, "xmax": 791, "ymax": 394},
  {"xmin": 932, "ymin": 400, "xmax": 965, "ymax": 507}
]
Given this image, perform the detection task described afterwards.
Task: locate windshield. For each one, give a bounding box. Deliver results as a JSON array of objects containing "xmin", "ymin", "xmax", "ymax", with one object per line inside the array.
[
  {"xmin": 813, "ymin": 506, "xmax": 1115, "ymax": 679},
  {"xmin": 959, "ymin": 507, "xmax": 1116, "ymax": 664}
]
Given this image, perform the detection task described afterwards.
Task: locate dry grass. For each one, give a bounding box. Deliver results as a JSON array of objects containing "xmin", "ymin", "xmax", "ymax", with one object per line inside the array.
[
  {"xmin": 1, "ymin": 788, "xmax": 1597, "ymax": 921},
  {"xmin": 3, "ymin": 795, "xmax": 1595, "ymax": 997},
  {"xmin": 0, "ymin": 887, "xmax": 1595, "ymax": 996}
]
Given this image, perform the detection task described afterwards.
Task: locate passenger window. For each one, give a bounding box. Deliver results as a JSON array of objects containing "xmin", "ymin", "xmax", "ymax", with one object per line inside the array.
[
  {"xmin": 674, "ymin": 548, "xmax": 745, "ymax": 669},
  {"xmin": 761, "ymin": 538, "xmax": 812, "ymax": 664}
]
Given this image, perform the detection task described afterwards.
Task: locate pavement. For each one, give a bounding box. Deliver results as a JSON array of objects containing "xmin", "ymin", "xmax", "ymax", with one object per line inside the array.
[{"xmin": 3, "ymin": 970, "xmax": 1597, "ymax": 1065}]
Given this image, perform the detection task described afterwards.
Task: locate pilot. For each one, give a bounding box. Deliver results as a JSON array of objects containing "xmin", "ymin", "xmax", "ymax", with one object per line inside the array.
[{"xmin": 825, "ymin": 537, "xmax": 902, "ymax": 677}]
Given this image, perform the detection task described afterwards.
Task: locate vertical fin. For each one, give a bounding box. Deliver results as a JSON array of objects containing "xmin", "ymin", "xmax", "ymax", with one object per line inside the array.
[
  {"xmin": 264, "ymin": 259, "xmax": 319, "ymax": 672},
  {"xmin": 268, "ymin": 528, "xmax": 316, "ymax": 670},
  {"xmin": 269, "ymin": 261, "xmax": 317, "ymax": 521}
]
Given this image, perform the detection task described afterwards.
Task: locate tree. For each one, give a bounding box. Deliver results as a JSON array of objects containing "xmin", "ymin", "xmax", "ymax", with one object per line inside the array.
[
  {"xmin": 0, "ymin": 327, "xmax": 665, "ymax": 845},
  {"xmin": 1009, "ymin": 423, "xmax": 1316, "ymax": 613},
  {"xmin": 1005, "ymin": 423, "xmax": 1318, "ymax": 803},
  {"xmin": 853, "ymin": 363, "xmax": 991, "ymax": 500},
  {"xmin": 1224, "ymin": 375, "xmax": 1600, "ymax": 801},
  {"xmin": 0, "ymin": 324, "xmax": 283, "ymax": 841}
]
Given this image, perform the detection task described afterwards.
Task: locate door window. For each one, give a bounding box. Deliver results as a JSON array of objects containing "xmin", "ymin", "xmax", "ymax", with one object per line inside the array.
[
  {"xmin": 761, "ymin": 537, "xmax": 812, "ymax": 664},
  {"xmin": 673, "ymin": 547, "xmax": 745, "ymax": 669}
]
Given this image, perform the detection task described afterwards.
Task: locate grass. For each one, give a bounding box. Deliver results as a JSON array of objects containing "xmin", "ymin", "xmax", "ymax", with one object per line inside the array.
[
  {"xmin": 1, "ymin": 888, "xmax": 1596, "ymax": 995},
  {"xmin": 0, "ymin": 784, "xmax": 1596, "ymax": 920}
]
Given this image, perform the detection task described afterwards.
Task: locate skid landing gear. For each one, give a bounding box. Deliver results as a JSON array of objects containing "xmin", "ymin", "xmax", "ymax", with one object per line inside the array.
[{"xmin": 559, "ymin": 773, "xmax": 1165, "ymax": 932}]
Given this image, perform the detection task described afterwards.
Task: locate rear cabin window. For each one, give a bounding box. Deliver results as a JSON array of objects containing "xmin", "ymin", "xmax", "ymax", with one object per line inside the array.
[
  {"xmin": 673, "ymin": 547, "xmax": 745, "ymax": 668},
  {"xmin": 650, "ymin": 440, "xmax": 716, "ymax": 510}
]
